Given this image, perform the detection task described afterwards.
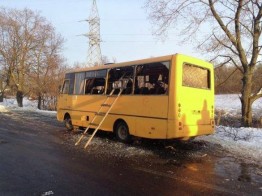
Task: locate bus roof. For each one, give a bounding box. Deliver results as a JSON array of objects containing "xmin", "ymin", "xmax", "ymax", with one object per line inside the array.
[
  {"xmin": 66, "ymin": 53, "xmax": 211, "ymax": 74},
  {"xmin": 67, "ymin": 54, "xmax": 175, "ymax": 74}
]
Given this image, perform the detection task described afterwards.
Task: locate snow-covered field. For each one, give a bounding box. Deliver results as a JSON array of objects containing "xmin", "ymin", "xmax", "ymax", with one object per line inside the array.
[
  {"xmin": 215, "ymin": 94, "xmax": 262, "ymax": 118},
  {"xmin": 0, "ymin": 95, "xmax": 262, "ymax": 165}
]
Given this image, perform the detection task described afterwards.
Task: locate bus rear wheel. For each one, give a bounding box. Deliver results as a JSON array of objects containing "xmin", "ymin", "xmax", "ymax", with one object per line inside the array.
[
  {"xmin": 64, "ymin": 115, "xmax": 73, "ymax": 131},
  {"xmin": 115, "ymin": 121, "xmax": 131, "ymax": 143}
]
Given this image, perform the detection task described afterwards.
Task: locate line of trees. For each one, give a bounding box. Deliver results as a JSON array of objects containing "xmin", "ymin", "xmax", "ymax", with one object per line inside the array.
[
  {"xmin": 215, "ymin": 64, "xmax": 262, "ymax": 94},
  {"xmin": 0, "ymin": 8, "xmax": 67, "ymax": 110}
]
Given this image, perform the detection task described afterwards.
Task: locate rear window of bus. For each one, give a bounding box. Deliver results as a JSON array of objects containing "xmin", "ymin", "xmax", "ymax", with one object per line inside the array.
[{"xmin": 182, "ymin": 63, "xmax": 210, "ymax": 89}]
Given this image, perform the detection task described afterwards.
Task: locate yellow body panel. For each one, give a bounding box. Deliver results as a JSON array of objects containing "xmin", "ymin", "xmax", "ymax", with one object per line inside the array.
[
  {"xmin": 57, "ymin": 54, "xmax": 214, "ymax": 140},
  {"xmin": 166, "ymin": 54, "xmax": 215, "ymax": 139},
  {"xmin": 57, "ymin": 95, "xmax": 169, "ymax": 139}
]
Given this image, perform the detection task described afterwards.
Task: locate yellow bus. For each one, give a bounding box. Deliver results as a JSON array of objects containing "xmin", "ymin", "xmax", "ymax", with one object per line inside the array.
[{"xmin": 57, "ymin": 54, "xmax": 214, "ymax": 142}]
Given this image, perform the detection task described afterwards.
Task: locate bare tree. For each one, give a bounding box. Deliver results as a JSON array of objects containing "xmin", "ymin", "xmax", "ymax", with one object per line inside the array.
[
  {"xmin": 0, "ymin": 8, "xmax": 40, "ymax": 106},
  {"xmin": 0, "ymin": 8, "xmax": 65, "ymax": 108},
  {"xmin": 145, "ymin": 0, "xmax": 262, "ymax": 126},
  {"xmin": 0, "ymin": 79, "xmax": 3, "ymax": 102},
  {"xmin": 0, "ymin": 61, "xmax": 8, "ymax": 102},
  {"xmin": 28, "ymin": 22, "xmax": 64, "ymax": 110}
]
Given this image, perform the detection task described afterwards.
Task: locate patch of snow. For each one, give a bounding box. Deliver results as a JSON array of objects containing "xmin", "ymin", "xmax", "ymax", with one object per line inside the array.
[
  {"xmin": 0, "ymin": 98, "xmax": 56, "ymax": 114},
  {"xmin": 83, "ymin": 137, "xmax": 153, "ymax": 157},
  {"xmin": 210, "ymin": 94, "xmax": 262, "ymax": 164},
  {"xmin": 197, "ymin": 126, "xmax": 262, "ymax": 165},
  {"xmin": 36, "ymin": 109, "xmax": 57, "ymax": 115},
  {"xmin": 215, "ymin": 94, "xmax": 262, "ymax": 118},
  {"xmin": 0, "ymin": 105, "xmax": 8, "ymax": 112},
  {"xmin": 41, "ymin": 191, "xmax": 54, "ymax": 196}
]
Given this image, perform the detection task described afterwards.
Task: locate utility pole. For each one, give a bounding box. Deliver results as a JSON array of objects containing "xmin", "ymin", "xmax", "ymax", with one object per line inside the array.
[{"xmin": 85, "ymin": 0, "xmax": 102, "ymax": 67}]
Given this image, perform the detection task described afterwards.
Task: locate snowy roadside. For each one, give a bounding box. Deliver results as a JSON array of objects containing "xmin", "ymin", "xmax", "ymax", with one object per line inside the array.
[
  {"xmin": 1, "ymin": 96, "xmax": 262, "ymax": 166},
  {"xmin": 0, "ymin": 98, "xmax": 56, "ymax": 114},
  {"xmin": 199, "ymin": 94, "xmax": 262, "ymax": 165},
  {"xmin": 0, "ymin": 105, "xmax": 8, "ymax": 112},
  {"xmin": 196, "ymin": 126, "xmax": 262, "ymax": 165}
]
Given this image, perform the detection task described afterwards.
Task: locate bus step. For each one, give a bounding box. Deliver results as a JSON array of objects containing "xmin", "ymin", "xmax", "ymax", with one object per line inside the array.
[
  {"xmin": 101, "ymin": 104, "xmax": 111, "ymax": 107},
  {"xmin": 95, "ymin": 112, "xmax": 106, "ymax": 116},
  {"xmin": 89, "ymin": 123, "xmax": 99, "ymax": 126}
]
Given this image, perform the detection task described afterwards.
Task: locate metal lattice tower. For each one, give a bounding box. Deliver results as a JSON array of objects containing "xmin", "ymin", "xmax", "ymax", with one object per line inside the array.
[{"xmin": 85, "ymin": 0, "xmax": 102, "ymax": 67}]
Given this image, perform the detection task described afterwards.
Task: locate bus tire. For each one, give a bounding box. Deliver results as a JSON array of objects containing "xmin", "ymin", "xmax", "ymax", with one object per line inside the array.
[
  {"xmin": 64, "ymin": 114, "xmax": 73, "ymax": 131},
  {"xmin": 115, "ymin": 121, "xmax": 132, "ymax": 143}
]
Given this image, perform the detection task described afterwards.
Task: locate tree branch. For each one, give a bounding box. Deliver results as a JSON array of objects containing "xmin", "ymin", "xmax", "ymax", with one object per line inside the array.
[
  {"xmin": 208, "ymin": 0, "xmax": 237, "ymax": 47},
  {"xmin": 250, "ymin": 1, "xmax": 262, "ymax": 67},
  {"xmin": 213, "ymin": 32, "xmax": 239, "ymax": 55},
  {"xmin": 215, "ymin": 67, "xmax": 239, "ymax": 88}
]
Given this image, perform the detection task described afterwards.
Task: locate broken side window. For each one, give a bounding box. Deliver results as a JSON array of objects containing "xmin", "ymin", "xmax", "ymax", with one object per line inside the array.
[
  {"xmin": 84, "ymin": 69, "xmax": 107, "ymax": 95},
  {"xmin": 135, "ymin": 61, "xmax": 170, "ymax": 95},
  {"xmin": 107, "ymin": 66, "xmax": 134, "ymax": 95}
]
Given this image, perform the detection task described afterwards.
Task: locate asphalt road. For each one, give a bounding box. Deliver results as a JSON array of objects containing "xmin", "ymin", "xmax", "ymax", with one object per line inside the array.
[{"xmin": 0, "ymin": 109, "xmax": 261, "ymax": 196}]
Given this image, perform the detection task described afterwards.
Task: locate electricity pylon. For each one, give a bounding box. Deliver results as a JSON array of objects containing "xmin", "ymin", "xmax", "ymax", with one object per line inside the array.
[{"xmin": 85, "ymin": 0, "xmax": 102, "ymax": 67}]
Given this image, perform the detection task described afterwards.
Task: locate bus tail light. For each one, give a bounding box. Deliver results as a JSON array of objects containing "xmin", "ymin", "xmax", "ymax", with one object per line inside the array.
[
  {"xmin": 211, "ymin": 119, "xmax": 215, "ymax": 128},
  {"xmin": 179, "ymin": 121, "xmax": 183, "ymax": 130}
]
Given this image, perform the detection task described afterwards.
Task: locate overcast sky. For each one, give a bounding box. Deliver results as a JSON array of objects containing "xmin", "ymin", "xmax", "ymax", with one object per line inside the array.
[{"xmin": 1, "ymin": 0, "xmax": 198, "ymax": 65}]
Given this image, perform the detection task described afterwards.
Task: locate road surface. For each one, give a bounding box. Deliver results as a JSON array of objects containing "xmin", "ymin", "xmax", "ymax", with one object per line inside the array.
[{"xmin": 0, "ymin": 109, "xmax": 261, "ymax": 195}]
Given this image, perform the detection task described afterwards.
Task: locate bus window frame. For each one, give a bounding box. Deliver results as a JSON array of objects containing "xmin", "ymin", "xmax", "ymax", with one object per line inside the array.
[
  {"xmin": 61, "ymin": 79, "xmax": 70, "ymax": 94},
  {"xmin": 74, "ymin": 72, "xmax": 86, "ymax": 95},
  {"xmin": 83, "ymin": 69, "xmax": 108, "ymax": 95},
  {"xmin": 132, "ymin": 65, "xmax": 137, "ymax": 94},
  {"xmin": 134, "ymin": 61, "xmax": 170, "ymax": 96},
  {"xmin": 182, "ymin": 63, "xmax": 211, "ymax": 90},
  {"xmin": 106, "ymin": 66, "xmax": 134, "ymax": 95}
]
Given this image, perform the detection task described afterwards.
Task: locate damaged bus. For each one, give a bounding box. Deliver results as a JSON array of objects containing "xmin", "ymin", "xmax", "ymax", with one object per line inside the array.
[{"xmin": 57, "ymin": 54, "xmax": 214, "ymax": 142}]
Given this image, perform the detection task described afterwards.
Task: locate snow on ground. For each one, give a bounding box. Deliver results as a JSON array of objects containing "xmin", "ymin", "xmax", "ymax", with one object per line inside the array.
[
  {"xmin": 0, "ymin": 98, "xmax": 56, "ymax": 114},
  {"xmin": 199, "ymin": 94, "xmax": 262, "ymax": 165},
  {"xmin": 0, "ymin": 95, "xmax": 262, "ymax": 165},
  {"xmin": 0, "ymin": 105, "xmax": 8, "ymax": 112},
  {"xmin": 215, "ymin": 94, "xmax": 262, "ymax": 118},
  {"xmin": 197, "ymin": 126, "xmax": 262, "ymax": 165}
]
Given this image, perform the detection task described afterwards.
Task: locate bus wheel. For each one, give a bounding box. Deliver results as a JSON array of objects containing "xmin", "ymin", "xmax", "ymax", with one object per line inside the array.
[
  {"xmin": 115, "ymin": 121, "xmax": 131, "ymax": 143},
  {"xmin": 64, "ymin": 115, "xmax": 73, "ymax": 131}
]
